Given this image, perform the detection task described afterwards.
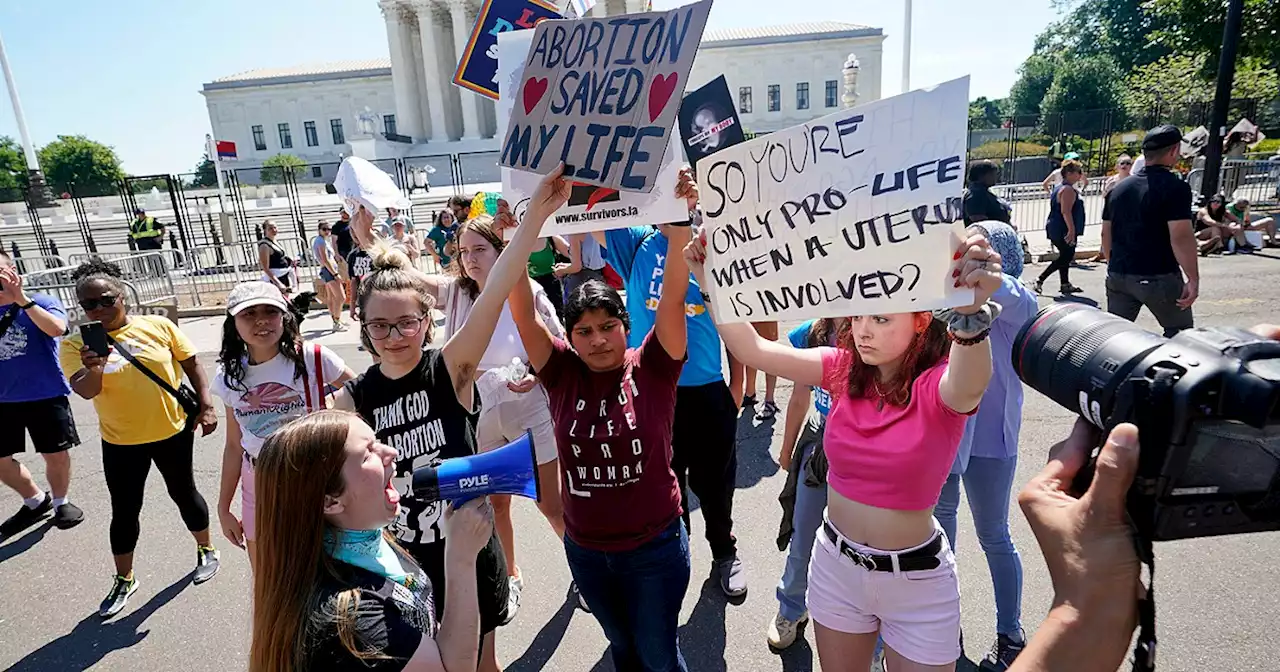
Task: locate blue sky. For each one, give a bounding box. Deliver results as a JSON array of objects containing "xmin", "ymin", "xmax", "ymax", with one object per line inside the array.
[{"xmin": 0, "ymin": 0, "xmax": 1058, "ymax": 175}]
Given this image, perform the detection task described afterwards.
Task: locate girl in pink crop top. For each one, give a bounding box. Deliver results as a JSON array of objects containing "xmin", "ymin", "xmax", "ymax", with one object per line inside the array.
[{"xmin": 685, "ymin": 228, "xmax": 1003, "ymax": 670}]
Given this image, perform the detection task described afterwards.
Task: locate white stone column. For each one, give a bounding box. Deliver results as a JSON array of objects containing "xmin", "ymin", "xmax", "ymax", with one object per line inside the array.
[
  {"xmin": 412, "ymin": 0, "xmax": 451, "ymax": 142},
  {"xmin": 448, "ymin": 0, "xmax": 482, "ymax": 140},
  {"xmin": 589, "ymin": 2, "xmax": 608, "ymax": 17},
  {"xmin": 381, "ymin": 0, "xmax": 424, "ymax": 140}
]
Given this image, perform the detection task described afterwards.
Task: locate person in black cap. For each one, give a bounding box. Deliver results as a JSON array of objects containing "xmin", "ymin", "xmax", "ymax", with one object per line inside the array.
[{"xmin": 1101, "ymin": 124, "xmax": 1198, "ymax": 336}]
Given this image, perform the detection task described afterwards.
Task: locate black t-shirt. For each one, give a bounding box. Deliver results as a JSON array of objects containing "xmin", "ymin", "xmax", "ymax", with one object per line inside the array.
[
  {"xmin": 306, "ymin": 560, "xmax": 435, "ymax": 672},
  {"xmin": 345, "ymin": 349, "xmax": 479, "ymax": 546},
  {"xmin": 1102, "ymin": 165, "xmax": 1192, "ymax": 276},
  {"xmin": 347, "ymin": 248, "xmax": 373, "ymax": 283},
  {"xmin": 332, "ymin": 221, "xmax": 355, "ymax": 259},
  {"xmin": 963, "ymin": 183, "xmax": 1010, "ymax": 225}
]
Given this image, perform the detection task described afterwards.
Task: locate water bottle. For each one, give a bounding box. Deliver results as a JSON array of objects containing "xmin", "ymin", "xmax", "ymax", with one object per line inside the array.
[{"xmin": 505, "ymin": 357, "xmax": 528, "ymax": 384}]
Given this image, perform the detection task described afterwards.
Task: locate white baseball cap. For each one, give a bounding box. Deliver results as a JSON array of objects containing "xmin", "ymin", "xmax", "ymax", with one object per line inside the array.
[{"xmin": 226, "ymin": 281, "xmax": 288, "ymax": 316}]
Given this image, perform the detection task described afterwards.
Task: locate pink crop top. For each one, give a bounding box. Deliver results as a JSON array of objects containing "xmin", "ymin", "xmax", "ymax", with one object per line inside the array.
[{"xmin": 821, "ymin": 348, "xmax": 972, "ymax": 510}]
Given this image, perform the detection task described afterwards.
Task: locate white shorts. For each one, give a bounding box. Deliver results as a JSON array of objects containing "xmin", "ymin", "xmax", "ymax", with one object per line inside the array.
[
  {"xmin": 476, "ymin": 384, "xmax": 559, "ymax": 465},
  {"xmin": 807, "ymin": 516, "xmax": 961, "ymax": 666}
]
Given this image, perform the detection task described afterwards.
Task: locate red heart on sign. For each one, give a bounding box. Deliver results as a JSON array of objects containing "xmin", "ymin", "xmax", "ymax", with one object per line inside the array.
[
  {"xmin": 648, "ymin": 73, "xmax": 679, "ymax": 122},
  {"xmin": 522, "ymin": 77, "xmax": 549, "ymax": 115}
]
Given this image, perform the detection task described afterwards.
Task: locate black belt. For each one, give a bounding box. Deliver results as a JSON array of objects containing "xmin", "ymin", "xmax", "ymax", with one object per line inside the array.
[{"xmin": 822, "ymin": 521, "xmax": 942, "ymax": 572}]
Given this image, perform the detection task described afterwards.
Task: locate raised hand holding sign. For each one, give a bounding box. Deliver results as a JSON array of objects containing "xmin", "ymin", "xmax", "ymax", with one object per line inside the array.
[{"xmin": 499, "ymin": 0, "xmax": 713, "ymax": 193}]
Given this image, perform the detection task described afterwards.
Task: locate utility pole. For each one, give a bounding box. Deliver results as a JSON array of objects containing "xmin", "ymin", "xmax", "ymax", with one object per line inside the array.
[
  {"xmin": 0, "ymin": 27, "xmax": 54, "ymax": 208},
  {"xmin": 901, "ymin": 0, "xmax": 913, "ymax": 93},
  {"xmin": 1201, "ymin": 0, "xmax": 1245, "ymax": 198}
]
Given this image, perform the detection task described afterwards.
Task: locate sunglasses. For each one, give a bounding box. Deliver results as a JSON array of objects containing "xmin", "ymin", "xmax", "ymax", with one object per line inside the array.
[
  {"xmin": 79, "ymin": 294, "xmax": 120, "ymax": 311},
  {"xmin": 320, "ymin": 228, "xmax": 332, "ymax": 232},
  {"xmin": 1119, "ymin": 161, "xmax": 1133, "ymax": 166}
]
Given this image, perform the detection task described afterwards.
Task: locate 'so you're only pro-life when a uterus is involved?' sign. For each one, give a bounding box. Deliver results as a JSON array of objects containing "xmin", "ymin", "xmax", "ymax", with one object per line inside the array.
[
  {"xmin": 698, "ymin": 77, "xmax": 975, "ymax": 324},
  {"xmin": 498, "ymin": 0, "xmax": 713, "ymax": 193}
]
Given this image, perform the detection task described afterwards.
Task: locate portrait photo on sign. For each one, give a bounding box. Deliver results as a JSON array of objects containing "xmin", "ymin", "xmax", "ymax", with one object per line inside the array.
[
  {"xmin": 497, "ymin": 29, "xmax": 690, "ymax": 235},
  {"xmin": 499, "ymin": 0, "xmax": 713, "ymax": 193},
  {"xmin": 697, "ymin": 77, "xmax": 974, "ymax": 324},
  {"xmin": 678, "ymin": 75, "xmax": 745, "ymax": 165}
]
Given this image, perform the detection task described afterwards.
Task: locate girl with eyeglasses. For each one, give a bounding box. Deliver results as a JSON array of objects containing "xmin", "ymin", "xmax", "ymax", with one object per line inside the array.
[
  {"xmin": 59, "ymin": 259, "xmax": 221, "ymax": 618},
  {"xmin": 331, "ymin": 168, "xmax": 572, "ymax": 672}
]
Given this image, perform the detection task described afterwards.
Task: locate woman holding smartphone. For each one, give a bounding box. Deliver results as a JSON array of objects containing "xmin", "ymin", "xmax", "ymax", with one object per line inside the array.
[{"xmin": 60, "ymin": 259, "xmax": 221, "ymax": 619}]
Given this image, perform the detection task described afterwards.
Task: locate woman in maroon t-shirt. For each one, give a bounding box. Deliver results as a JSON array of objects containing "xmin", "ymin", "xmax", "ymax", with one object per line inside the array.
[{"xmin": 495, "ymin": 166, "xmax": 698, "ymax": 672}]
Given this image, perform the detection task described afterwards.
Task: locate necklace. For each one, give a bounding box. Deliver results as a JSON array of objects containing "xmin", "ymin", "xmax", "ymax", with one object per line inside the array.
[{"xmin": 870, "ymin": 377, "xmax": 889, "ymax": 411}]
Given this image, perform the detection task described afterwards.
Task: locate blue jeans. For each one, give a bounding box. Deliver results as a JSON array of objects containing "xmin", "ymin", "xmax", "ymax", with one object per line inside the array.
[
  {"xmin": 776, "ymin": 442, "xmax": 828, "ymax": 621},
  {"xmin": 564, "ymin": 519, "xmax": 691, "ymax": 671},
  {"xmin": 935, "ymin": 455, "xmax": 1024, "ymax": 636}
]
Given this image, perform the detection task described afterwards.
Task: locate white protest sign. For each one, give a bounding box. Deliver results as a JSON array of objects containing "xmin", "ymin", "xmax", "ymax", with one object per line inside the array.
[
  {"xmin": 498, "ymin": 0, "xmax": 712, "ymax": 193},
  {"xmin": 698, "ymin": 77, "xmax": 972, "ymax": 324},
  {"xmin": 497, "ymin": 29, "xmax": 689, "ymax": 235}
]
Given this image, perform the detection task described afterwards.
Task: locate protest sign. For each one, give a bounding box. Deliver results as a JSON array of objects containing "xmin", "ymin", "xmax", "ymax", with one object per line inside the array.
[
  {"xmin": 454, "ymin": 0, "xmax": 563, "ymax": 100},
  {"xmin": 678, "ymin": 75, "xmax": 745, "ymax": 165},
  {"xmin": 498, "ymin": 0, "xmax": 713, "ymax": 194},
  {"xmin": 697, "ymin": 77, "xmax": 973, "ymax": 324},
  {"xmin": 497, "ymin": 29, "xmax": 689, "ymax": 235}
]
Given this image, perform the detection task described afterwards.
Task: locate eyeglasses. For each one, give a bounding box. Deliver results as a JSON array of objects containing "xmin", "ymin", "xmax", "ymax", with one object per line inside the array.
[
  {"xmin": 79, "ymin": 295, "xmax": 120, "ymax": 311},
  {"xmin": 320, "ymin": 228, "xmax": 332, "ymax": 233},
  {"xmin": 1119, "ymin": 161, "xmax": 1133, "ymax": 167},
  {"xmin": 364, "ymin": 316, "xmax": 426, "ymax": 340}
]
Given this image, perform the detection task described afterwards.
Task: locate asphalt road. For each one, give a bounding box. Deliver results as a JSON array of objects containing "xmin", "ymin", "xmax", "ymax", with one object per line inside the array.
[{"xmin": 2, "ymin": 250, "xmax": 1279, "ymax": 672}]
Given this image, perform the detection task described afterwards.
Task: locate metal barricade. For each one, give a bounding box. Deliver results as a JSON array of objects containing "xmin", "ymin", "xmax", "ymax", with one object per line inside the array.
[
  {"xmin": 67, "ymin": 249, "xmax": 184, "ymax": 273},
  {"xmin": 29, "ymin": 281, "xmax": 147, "ymax": 327},
  {"xmin": 56, "ymin": 251, "xmax": 179, "ymax": 308},
  {"xmin": 182, "ymin": 237, "xmax": 320, "ymax": 307},
  {"xmin": 991, "ymin": 178, "xmax": 1109, "ymax": 238},
  {"xmin": 1221, "ymin": 159, "xmax": 1280, "ymax": 206},
  {"xmin": 9, "ymin": 254, "xmax": 66, "ymax": 274}
]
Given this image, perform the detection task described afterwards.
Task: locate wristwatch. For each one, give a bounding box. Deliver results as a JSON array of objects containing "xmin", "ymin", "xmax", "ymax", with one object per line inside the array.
[{"xmin": 19, "ymin": 300, "xmax": 36, "ymax": 310}]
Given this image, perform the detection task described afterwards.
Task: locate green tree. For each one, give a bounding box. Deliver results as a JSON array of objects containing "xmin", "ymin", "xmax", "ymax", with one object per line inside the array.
[
  {"xmin": 259, "ymin": 153, "xmax": 306, "ymax": 184},
  {"xmin": 1146, "ymin": 0, "xmax": 1280, "ymax": 71},
  {"xmin": 191, "ymin": 153, "xmax": 218, "ymax": 188},
  {"xmin": 1006, "ymin": 54, "xmax": 1058, "ymax": 117},
  {"xmin": 1032, "ymin": 0, "xmax": 1172, "ymax": 74},
  {"xmin": 1040, "ymin": 56, "xmax": 1126, "ymax": 118},
  {"xmin": 969, "ymin": 96, "xmax": 1006, "ymax": 129},
  {"xmin": 37, "ymin": 135, "xmax": 125, "ymax": 197},
  {"xmin": 1124, "ymin": 53, "xmax": 1280, "ymax": 116},
  {"xmin": 0, "ymin": 136, "xmax": 27, "ymax": 196}
]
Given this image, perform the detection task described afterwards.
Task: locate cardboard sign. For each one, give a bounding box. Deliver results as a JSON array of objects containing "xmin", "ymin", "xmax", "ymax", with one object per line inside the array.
[
  {"xmin": 497, "ymin": 29, "xmax": 690, "ymax": 235},
  {"xmin": 698, "ymin": 77, "xmax": 973, "ymax": 324},
  {"xmin": 498, "ymin": 0, "xmax": 713, "ymax": 193},
  {"xmin": 678, "ymin": 75, "xmax": 745, "ymax": 165},
  {"xmin": 453, "ymin": 0, "xmax": 563, "ymax": 100}
]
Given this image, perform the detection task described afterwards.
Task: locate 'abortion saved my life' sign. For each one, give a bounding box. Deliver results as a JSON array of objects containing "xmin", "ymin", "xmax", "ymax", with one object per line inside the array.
[
  {"xmin": 499, "ymin": 0, "xmax": 712, "ymax": 193},
  {"xmin": 697, "ymin": 77, "xmax": 973, "ymax": 324}
]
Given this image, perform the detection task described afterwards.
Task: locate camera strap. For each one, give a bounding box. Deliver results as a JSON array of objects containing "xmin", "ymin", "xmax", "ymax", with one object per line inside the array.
[{"xmin": 1133, "ymin": 535, "xmax": 1156, "ymax": 671}]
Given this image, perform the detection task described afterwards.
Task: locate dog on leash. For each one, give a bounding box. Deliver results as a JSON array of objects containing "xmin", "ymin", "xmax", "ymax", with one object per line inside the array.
[{"xmin": 288, "ymin": 291, "xmax": 316, "ymax": 326}]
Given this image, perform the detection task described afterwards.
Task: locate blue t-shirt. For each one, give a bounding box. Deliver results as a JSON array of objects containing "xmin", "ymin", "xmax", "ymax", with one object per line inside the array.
[
  {"xmin": 603, "ymin": 226, "xmax": 722, "ymax": 387},
  {"xmin": 0, "ymin": 294, "xmax": 71, "ymax": 403},
  {"xmin": 787, "ymin": 320, "xmax": 831, "ymax": 416}
]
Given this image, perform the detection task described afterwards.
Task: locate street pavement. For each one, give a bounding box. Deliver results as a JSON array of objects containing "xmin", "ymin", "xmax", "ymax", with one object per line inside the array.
[{"xmin": 2, "ymin": 250, "xmax": 1279, "ymax": 672}]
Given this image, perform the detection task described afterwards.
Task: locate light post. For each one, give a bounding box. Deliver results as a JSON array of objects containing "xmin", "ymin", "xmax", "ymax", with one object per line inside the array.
[
  {"xmin": 842, "ymin": 55, "xmax": 861, "ymax": 109},
  {"xmin": 0, "ymin": 27, "xmax": 54, "ymax": 207}
]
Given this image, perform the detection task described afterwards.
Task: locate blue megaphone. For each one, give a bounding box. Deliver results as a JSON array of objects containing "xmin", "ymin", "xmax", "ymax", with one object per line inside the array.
[{"xmin": 411, "ymin": 430, "xmax": 541, "ymax": 506}]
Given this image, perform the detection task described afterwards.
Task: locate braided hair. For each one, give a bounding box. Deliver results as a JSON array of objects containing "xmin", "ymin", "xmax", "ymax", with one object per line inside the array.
[{"xmin": 71, "ymin": 258, "xmax": 129, "ymax": 297}]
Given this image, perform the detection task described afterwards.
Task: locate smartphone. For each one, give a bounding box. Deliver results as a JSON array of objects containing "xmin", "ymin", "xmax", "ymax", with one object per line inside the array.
[{"xmin": 80, "ymin": 321, "xmax": 110, "ymax": 357}]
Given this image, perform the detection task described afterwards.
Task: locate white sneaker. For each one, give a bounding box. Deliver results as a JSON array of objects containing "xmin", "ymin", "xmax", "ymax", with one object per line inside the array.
[{"xmin": 766, "ymin": 610, "xmax": 808, "ymax": 649}]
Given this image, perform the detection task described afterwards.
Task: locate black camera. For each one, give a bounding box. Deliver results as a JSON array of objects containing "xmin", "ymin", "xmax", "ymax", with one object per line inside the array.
[{"xmin": 1013, "ymin": 303, "xmax": 1280, "ymax": 541}]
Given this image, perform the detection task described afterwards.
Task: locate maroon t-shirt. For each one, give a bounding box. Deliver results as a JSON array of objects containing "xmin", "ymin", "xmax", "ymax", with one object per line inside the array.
[{"xmin": 538, "ymin": 330, "xmax": 684, "ymax": 552}]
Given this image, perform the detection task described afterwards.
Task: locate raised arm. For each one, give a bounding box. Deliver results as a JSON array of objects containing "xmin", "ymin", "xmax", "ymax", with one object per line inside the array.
[
  {"xmin": 0, "ymin": 269, "xmax": 66, "ymax": 337},
  {"xmin": 683, "ymin": 233, "xmax": 825, "ymax": 388},
  {"xmin": 441, "ymin": 166, "xmax": 569, "ymax": 394},
  {"xmin": 499, "ymin": 204, "xmax": 556, "ymax": 372},
  {"xmin": 937, "ymin": 232, "xmax": 1001, "ymax": 414}
]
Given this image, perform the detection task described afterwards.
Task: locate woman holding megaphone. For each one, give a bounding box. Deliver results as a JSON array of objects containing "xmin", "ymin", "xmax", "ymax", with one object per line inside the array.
[
  {"xmin": 249, "ymin": 410, "xmax": 494, "ymax": 672},
  {"xmin": 331, "ymin": 158, "xmax": 574, "ymax": 672}
]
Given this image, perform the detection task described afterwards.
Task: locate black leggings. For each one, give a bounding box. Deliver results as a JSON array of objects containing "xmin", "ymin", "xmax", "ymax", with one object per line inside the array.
[
  {"xmin": 102, "ymin": 430, "xmax": 210, "ymax": 555},
  {"xmin": 1037, "ymin": 236, "xmax": 1076, "ymax": 286}
]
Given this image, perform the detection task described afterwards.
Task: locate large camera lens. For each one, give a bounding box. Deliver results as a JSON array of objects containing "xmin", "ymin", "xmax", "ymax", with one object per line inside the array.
[{"xmin": 1013, "ymin": 303, "xmax": 1168, "ymax": 425}]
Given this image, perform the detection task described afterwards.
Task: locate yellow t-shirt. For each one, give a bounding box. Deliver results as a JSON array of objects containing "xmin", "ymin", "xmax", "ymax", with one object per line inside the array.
[{"xmin": 60, "ymin": 315, "xmax": 198, "ymax": 445}]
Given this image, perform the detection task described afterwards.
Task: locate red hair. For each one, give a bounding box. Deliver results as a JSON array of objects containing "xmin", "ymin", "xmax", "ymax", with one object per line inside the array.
[{"xmin": 833, "ymin": 313, "xmax": 949, "ymax": 407}]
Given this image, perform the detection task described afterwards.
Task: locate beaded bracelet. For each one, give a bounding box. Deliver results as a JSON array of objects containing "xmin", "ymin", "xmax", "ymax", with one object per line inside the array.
[{"xmin": 948, "ymin": 327, "xmax": 991, "ymax": 346}]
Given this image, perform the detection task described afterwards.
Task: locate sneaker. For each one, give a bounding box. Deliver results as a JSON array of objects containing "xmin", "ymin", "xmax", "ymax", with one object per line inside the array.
[
  {"xmin": 53, "ymin": 502, "xmax": 85, "ymax": 529},
  {"xmin": 502, "ymin": 575, "xmax": 522, "ymax": 624},
  {"xmin": 99, "ymin": 574, "xmax": 138, "ymax": 618},
  {"xmin": 0, "ymin": 493, "xmax": 52, "ymax": 538},
  {"xmin": 193, "ymin": 545, "xmax": 220, "ymax": 584},
  {"xmin": 571, "ymin": 581, "xmax": 590, "ymax": 613},
  {"xmin": 1032, "ymin": 279, "xmax": 1044, "ymax": 294},
  {"xmin": 716, "ymin": 554, "xmax": 747, "ymax": 598},
  {"xmin": 766, "ymin": 610, "xmax": 808, "ymax": 649},
  {"xmin": 979, "ymin": 632, "xmax": 1026, "ymax": 671},
  {"xmin": 756, "ymin": 400, "xmax": 779, "ymax": 420}
]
